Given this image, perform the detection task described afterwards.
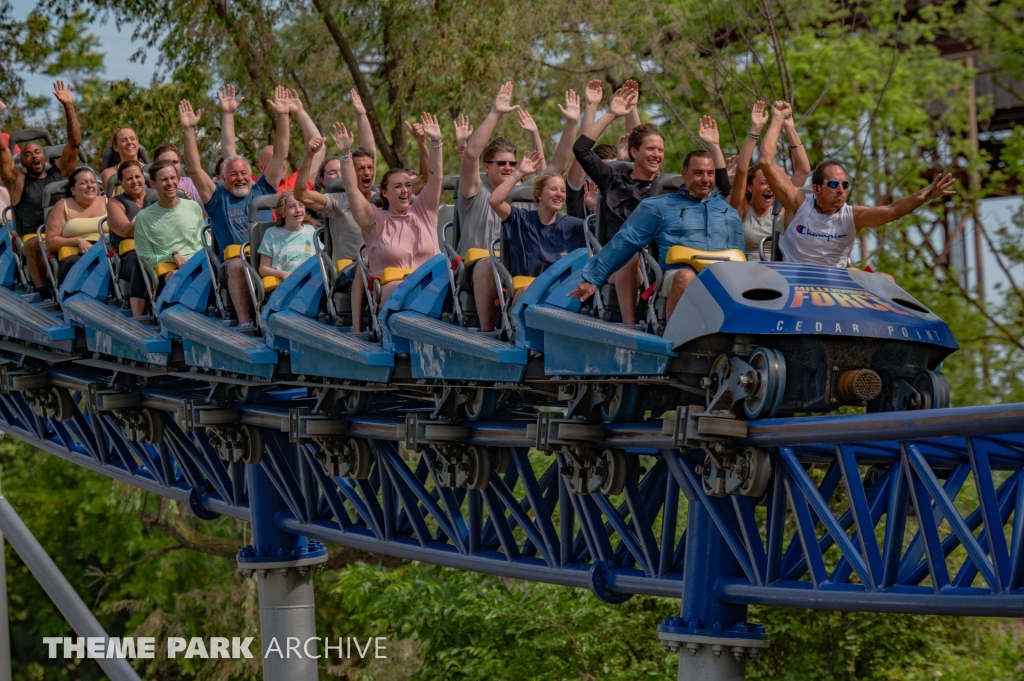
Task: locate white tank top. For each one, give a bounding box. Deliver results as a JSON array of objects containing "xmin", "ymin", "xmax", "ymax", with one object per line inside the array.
[
  {"xmin": 779, "ymin": 193, "xmax": 856, "ymax": 267},
  {"xmin": 742, "ymin": 208, "xmax": 774, "ymax": 260}
]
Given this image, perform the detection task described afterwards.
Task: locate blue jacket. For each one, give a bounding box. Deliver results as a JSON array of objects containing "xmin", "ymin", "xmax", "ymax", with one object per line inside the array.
[{"xmin": 581, "ymin": 189, "xmax": 744, "ymax": 286}]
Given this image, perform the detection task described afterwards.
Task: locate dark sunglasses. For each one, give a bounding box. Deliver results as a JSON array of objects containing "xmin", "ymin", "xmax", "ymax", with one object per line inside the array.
[
  {"xmin": 486, "ymin": 160, "xmax": 516, "ymax": 167},
  {"xmin": 820, "ymin": 179, "xmax": 850, "ymax": 190}
]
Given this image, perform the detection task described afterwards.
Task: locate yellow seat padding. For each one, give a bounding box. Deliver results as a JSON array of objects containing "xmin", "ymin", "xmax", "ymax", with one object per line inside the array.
[
  {"xmin": 262, "ymin": 275, "xmax": 282, "ymax": 293},
  {"xmin": 512, "ymin": 276, "xmax": 535, "ymax": 291},
  {"xmin": 154, "ymin": 262, "xmax": 178, "ymax": 278},
  {"xmin": 464, "ymin": 248, "xmax": 490, "ymax": 264},
  {"xmin": 335, "ymin": 258, "xmax": 353, "ymax": 272},
  {"xmin": 381, "ymin": 267, "xmax": 413, "ymax": 286},
  {"xmin": 22, "ymin": 233, "xmax": 41, "ymax": 243},
  {"xmin": 57, "ymin": 246, "xmax": 80, "ymax": 261},
  {"xmin": 665, "ymin": 245, "xmax": 746, "ymax": 272},
  {"xmin": 223, "ymin": 244, "xmax": 243, "ymax": 260},
  {"xmin": 118, "ymin": 239, "xmax": 136, "ymax": 256}
]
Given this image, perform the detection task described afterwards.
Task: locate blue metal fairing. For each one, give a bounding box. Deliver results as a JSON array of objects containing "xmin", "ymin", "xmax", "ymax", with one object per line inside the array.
[
  {"xmin": 516, "ymin": 248, "xmax": 675, "ymax": 376},
  {"xmin": 0, "ymin": 230, "xmax": 17, "ymax": 289},
  {"xmin": 156, "ymin": 252, "xmax": 277, "ymax": 378},
  {"xmin": 664, "ymin": 261, "xmax": 958, "ymax": 354},
  {"xmin": 382, "ymin": 253, "xmax": 527, "ymax": 382},
  {"xmin": 262, "ymin": 257, "xmax": 394, "ymax": 383},
  {"xmin": 0, "ymin": 285, "xmax": 74, "ymax": 351}
]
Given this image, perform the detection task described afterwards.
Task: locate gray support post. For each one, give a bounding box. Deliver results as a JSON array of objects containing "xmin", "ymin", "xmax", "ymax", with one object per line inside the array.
[
  {"xmin": 0, "ymin": 525, "xmax": 11, "ymax": 681},
  {"xmin": 254, "ymin": 566, "xmax": 320, "ymax": 680},
  {"xmin": 0, "ymin": 495, "xmax": 141, "ymax": 681}
]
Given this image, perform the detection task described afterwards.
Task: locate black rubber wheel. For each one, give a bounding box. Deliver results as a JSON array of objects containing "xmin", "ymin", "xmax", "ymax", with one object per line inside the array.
[
  {"xmin": 344, "ymin": 438, "xmax": 374, "ymax": 479},
  {"xmin": 743, "ymin": 348, "xmax": 787, "ymax": 419},
  {"xmin": 597, "ymin": 448, "xmax": 627, "ymax": 496},
  {"xmin": 231, "ymin": 384, "xmax": 262, "ymax": 404},
  {"xmin": 599, "ymin": 383, "xmax": 639, "ymax": 423},
  {"xmin": 459, "ymin": 388, "xmax": 496, "ymax": 422},
  {"xmin": 912, "ymin": 370, "xmax": 950, "ymax": 410},
  {"xmin": 241, "ymin": 425, "xmax": 263, "ymax": 464},
  {"xmin": 51, "ymin": 387, "xmax": 75, "ymax": 422},
  {"xmin": 341, "ymin": 390, "xmax": 373, "ymax": 416},
  {"xmin": 466, "ymin": 445, "xmax": 493, "ymax": 490},
  {"xmin": 142, "ymin": 408, "xmax": 164, "ymax": 445}
]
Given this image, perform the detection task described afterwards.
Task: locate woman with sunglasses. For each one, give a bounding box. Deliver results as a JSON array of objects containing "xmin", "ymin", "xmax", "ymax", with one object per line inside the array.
[{"xmin": 761, "ymin": 101, "xmax": 955, "ymax": 269}]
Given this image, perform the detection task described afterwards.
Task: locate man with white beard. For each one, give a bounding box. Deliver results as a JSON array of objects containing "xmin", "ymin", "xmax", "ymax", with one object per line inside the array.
[{"xmin": 177, "ymin": 88, "xmax": 291, "ymax": 327}]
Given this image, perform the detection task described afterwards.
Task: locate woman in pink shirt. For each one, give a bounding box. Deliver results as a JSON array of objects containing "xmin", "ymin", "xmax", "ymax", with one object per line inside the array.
[{"xmin": 332, "ymin": 112, "xmax": 442, "ymax": 332}]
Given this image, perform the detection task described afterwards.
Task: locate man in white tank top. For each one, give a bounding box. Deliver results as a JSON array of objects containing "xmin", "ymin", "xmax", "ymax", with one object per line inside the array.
[{"xmin": 759, "ymin": 101, "xmax": 955, "ymax": 269}]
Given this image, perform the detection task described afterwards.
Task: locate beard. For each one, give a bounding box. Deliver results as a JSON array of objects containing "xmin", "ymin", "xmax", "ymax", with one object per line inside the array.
[{"xmin": 228, "ymin": 183, "xmax": 252, "ymax": 199}]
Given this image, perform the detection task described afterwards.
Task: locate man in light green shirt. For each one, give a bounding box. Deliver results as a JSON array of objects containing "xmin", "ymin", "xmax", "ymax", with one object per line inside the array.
[{"xmin": 130, "ymin": 159, "xmax": 205, "ymax": 316}]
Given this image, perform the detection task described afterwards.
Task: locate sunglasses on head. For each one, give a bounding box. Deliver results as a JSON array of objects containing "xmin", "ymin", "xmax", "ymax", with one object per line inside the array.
[
  {"xmin": 486, "ymin": 160, "xmax": 516, "ymax": 167},
  {"xmin": 820, "ymin": 179, "xmax": 850, "ymax": 190}
]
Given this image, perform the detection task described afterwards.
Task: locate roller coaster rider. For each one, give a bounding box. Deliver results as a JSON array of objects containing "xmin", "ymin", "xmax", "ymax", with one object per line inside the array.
[
  {"xmin": 0, "ymin": 81, "xmax": 82, "ymax": 297},
  {"xmin": 567, "ymin": 149, "xmax": 744, "ymax": 321}
]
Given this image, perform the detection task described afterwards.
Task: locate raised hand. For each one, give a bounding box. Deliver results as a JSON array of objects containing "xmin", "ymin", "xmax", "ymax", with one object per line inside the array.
[
  {"xmin": 617, "ymin": 133, "xmax": 630, "ymax": 161},
  {"xmin": 924, "ymin": 172, "xmax": 957, "ymax": 201},
  {"xmin": 217, "ymin": 83, "xmax": 243, "ymax": 114},
  {"xmin": 178, "ymin": 100, "xmax": 202, "ymax": 129},
  {"xmin": 750, "ymin": 100, "xmax": 768, "ymax": 133},
  {"xmin": 331, "ymin": 122, "xmax": 354, "ymax": 154},
  {"xmin": 623, "ymin": 79, "xmax": 640, "ymax": 98},
  {"xmin": 517, "ymin": 149, "xmax": 543, "ymax": 177},
  {"xmin": 420, "ymin": 112, "xmax": 441, "ymax": 141},
  {"xmin": 52, "ymin": 80, "xmax": 73, "ymax": 107},
  {"xmin": 771, "ymin": 100, "xmax": 792, "ymax": 120},
  {"xmin": 454, "ymin": 114, "xmax": 473, "ymax": 148},
  {"xmin": 267, "ymin": 86, "xmax": 291, "ymax": 116},
  {"xmin": 350, "ymin": 89, "xmax": 367, "ymax": 115},
  {"xmin": 585, "ymin": 79, "xmax": 603, "ymax": 106},
  {"xmin": 287, "ymin": 89, "xmax": 304, "ymax": 114},
  {"xmin": 558, "ymin": 90, "xmax": 581, "ymax": 122},
  {"xmin": 583, "ymin": 180, "xmax": 599, "ymax": 212},
  {"xmin": 608, "ymin": 87, "xmax": 638, "ymax": 117},
  {"xmin": 725, "ymin": 155, "xmax": 738, "ymax": 177},
  {"xmin": 404, "ymin": 119, "xmax": 426, "ymax": 143},
  {"xmin": 307, "ymin": 136, "xmax": 326, "ymax": 156},
  {"xmin": 697, "ymin": 115, "xmax": 720, "ymax": 146},
  {"xmin": 493, "ymin": 81, "xmax": 520, "ymax": 115},
  {"xmin": 517, "ymin": 108, "xmax": 538, "ymax": 133}
]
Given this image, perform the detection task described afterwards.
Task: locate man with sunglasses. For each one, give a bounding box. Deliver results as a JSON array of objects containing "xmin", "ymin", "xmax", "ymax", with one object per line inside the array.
[{"xmin": 760, "ymin": 101, "xmax": 955, "ymax": 268}]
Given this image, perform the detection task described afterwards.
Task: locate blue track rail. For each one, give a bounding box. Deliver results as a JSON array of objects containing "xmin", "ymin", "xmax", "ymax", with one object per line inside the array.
[{"xmin": 1, "ymin": 366, "xmax": 1021, "ymax": 617}]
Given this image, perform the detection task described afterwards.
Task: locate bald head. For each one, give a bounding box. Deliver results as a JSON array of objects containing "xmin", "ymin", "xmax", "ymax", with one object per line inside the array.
[
  {"xmin": 257, "ymin": 145, "xmax": 274, "ymax": 173},
  {"xmin": 19, "ymin": 142, "xmax": 47, "ymax": 177}
]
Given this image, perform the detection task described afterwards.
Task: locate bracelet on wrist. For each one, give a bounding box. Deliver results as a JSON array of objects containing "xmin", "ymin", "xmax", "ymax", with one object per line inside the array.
[
  {"xmin": 747, "ymin": 132, "xmax": 760, "ymax": 140},
  {"xmin": 458, "ymin": 147, "xmax": 466, "ymax": 155},
  {"xmin": 339, "ymin": 153, "xmax": 351, "ymax": 161},
  {"xmin": 789, "ymin": 143, "xmax": 802, "ymax": 149}
]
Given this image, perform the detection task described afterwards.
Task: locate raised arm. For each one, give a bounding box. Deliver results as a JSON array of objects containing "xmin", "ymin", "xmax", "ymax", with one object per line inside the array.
[
  {"xmin": 0, "ymin": 99, "xmax": 19, "ymax": 196},
  {"xmin": 263, "ymin": 86, "xmax": 291, "ymax": 188},
  {"xmin": 580, "ymin": 86, "xmax": 637, "ymax": 141},
  {"xmin": 541, "ymin": 90, "xmax": 580, "ymax": 177},
  {"xmin": 623, "ymin": 79, "xmax": 642, "ymax": 134},
  {"xmin": 852, "ymin": 173, "xmax": 955, "ymax": 231},
  {"xmin": 350, "ymin": 89, "xmax": 376, "ymax": 160},
  {"xmin": 404, "ymin": 120, "xmax": 429, "ymax": 195},
  {"xmin": 216, "ymin": 83, "xmax": 242, "ymax": 159},
  {"xmin": 288, "ymin": 89, "xmax": 324, "ymax": 182},
  {"xmin": 332, "ymin": 123, "xmax": 376, "ymax": 230},
  {"xmin": 784, "ymin": 118, "xmax": 811, "ymax": 187},
  {"xmin": 697, "ymin": 116, "xmax": 726, "ymax": 169},
  {"xmin": 517, "ymin": 108, "xmax": 546, "ymax": 170},
  {"xmin": 758, "ymin": 101, "xmax": 804, "ymax": 215},
  {"xmin": 294, "ymin": 137, "xmax": 328, "ymax": 213},
  {"xmin": 418, "ymin": 113, "xmax": 444, "ymax": 213},
  {"xmin": 489, "ymin": 150, "xmax": 542, "ymax": 221},
  {"xmin": 460, "ymin": 81, "xmax": 520, "ymax": 198},
  {"xmin": 178, "ymin": 100, "xmax": 216, "ymax": 204},
  {"xmin": 569, "ymin": 81, "xmax": 603, "ymax": 187},
  {"xmin": 52, "ymin": 81, "xmax": 81, "ymax": 177},
  {"xmin": 729, "ymin": 100, "xmax": 768, "ymax": 212},
  {"xmin": 454, "ymin": 114, "xmax": 473, "ymax": 159}
]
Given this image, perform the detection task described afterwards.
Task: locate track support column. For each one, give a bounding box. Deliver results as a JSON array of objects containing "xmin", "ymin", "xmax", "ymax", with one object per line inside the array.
[
  {"xmin": 660, "ymin": 478, "xmax": 768, "ymax": 680},
  {"xmin": 238, "ymin": 463, "xmax": 327, "ymax": 681}
]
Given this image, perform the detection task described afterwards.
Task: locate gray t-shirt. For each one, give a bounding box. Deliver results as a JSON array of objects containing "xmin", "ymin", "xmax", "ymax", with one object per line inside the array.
[
  {"xmin": 455, "ymin": 183, "xmax": 502, "ymax": 255},
  {"xmin": 323, "ymin": 193, "xmax": 365, "ymax": 262}
]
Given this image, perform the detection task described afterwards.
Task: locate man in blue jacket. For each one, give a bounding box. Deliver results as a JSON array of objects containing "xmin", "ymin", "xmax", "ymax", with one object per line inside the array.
[{"xmin": 568, "ymin": 150, "xmax": 744, "ymax": 322}]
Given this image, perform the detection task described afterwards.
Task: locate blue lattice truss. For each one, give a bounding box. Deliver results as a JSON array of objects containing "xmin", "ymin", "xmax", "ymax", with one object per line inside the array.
[{"xmin": 1, "ymin": 367, "xmax": 1022, "ymax": 617}]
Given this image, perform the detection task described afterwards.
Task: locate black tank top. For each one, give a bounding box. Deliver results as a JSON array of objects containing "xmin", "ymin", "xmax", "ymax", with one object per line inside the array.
[
  {"xmin": 110, "ymin": 193, "xmax": 143, "ymax": 247},
  {"xmin": 13, "ymin": 165, "xmax": 64, "ymax": 237}
]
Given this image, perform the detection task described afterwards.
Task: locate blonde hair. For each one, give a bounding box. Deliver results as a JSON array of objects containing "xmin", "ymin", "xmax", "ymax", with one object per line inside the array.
[
  {"xmin": 274, "ymin": 191, "xmax": 320, "ymax": 227},
  {"xmin": 531, "ymin": 173, "xmax": 564, "ymax": 202}
]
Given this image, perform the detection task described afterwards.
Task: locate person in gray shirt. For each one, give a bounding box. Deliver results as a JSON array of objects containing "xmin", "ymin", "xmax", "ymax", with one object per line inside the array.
[{"xmin": 458, "ymin": 82, "xmax": 580, "ymax": 331}]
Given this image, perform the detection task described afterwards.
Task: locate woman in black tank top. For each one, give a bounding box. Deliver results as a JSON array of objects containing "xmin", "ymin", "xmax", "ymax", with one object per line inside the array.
[{"xmin": 106, "ymin": 161, "xmax": 147, "ymax": 287}]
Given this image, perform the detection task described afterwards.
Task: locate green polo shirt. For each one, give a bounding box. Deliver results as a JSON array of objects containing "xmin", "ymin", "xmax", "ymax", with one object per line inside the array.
[{"xmin": 134, "ymin": 199, "xmax": 205, "ymax": 267}]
